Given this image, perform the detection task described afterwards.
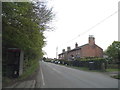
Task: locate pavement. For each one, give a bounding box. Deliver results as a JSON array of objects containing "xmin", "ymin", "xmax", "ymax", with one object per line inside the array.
[{"xmin": 5, "ymin": 80, "xmax": 36, "ymax": 88}]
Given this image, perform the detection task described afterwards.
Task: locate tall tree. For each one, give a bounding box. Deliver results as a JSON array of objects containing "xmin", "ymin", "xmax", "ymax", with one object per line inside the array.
[
  {"xmin": 2, "ymin": 1, "xmax": 54, "ymax": 59},
  {"xmin": 2, "ymin": 1, "xmax": 54, "ymax": 78}
]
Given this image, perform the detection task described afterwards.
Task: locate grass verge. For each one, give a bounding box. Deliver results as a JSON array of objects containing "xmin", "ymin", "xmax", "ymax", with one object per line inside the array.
[
  {"xmin": 2, "ymin": 59, "xmax": 39, "ymax": 87},
  {"xmin": 19, "ymin": 59, "xmax": 39, "ymax": 80},
  {"xmin": 106, "ymin": 68, "xmax": 120, "ymax": 72},
  {"xmin": 106, "ymin": 68, "xmax": 119, "ymax": 79},
  {"xmin": 59, "ymin": 64, "xmax": 105, "ymax": 72},
  {"xmin": 60, "ymin": 63, "xmax": 119, "ymax": 72}
]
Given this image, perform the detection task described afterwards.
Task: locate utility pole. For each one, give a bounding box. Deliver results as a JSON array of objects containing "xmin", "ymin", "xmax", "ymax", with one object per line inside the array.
[{"xmin": 56, "ymin": 46, "xmax": 58, "ymax": 59}]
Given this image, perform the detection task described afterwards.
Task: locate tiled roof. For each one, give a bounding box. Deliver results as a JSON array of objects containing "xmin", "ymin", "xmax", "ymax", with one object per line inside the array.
[{"xmin": 59, "ymin": 43, "xmax": 102, "ymax": 55}]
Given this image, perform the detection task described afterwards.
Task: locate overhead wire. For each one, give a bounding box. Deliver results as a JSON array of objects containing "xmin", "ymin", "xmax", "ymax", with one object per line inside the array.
[
  {"xmin": 57, "ymin": 8, "xmax": 119, "ymax": 55},
  {"xmin": 67, "ymin": 10, "xmax": 118, "ymax": 43}
]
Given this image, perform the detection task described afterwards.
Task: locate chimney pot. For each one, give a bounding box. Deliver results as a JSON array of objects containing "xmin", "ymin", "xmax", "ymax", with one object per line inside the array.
[
  {"xmin": 67, "ymin": 47, "xmax": 71, "ymax": 51},
  {"xmin": 75, "ymin": 43, "xmax": 78, "ymax": 48},
  {"xmin": 89, "ymin": 35, "xmax": 95, "ymax": 45},
  {"xmin": 62, "ymin": 49, "xmax": 65, "ymax": 53}
]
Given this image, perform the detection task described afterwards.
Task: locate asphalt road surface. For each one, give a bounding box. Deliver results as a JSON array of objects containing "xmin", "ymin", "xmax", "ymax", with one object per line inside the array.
[{"xmin": 35, "ymin": 61, "xmax": 118, "ymax": 88}]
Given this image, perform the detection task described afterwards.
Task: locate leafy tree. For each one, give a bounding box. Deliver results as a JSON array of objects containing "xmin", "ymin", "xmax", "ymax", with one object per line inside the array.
[
  {"xmin": 105, "ymin": 41, "xmax": 120, "ymax": 63},
  {"xmin": 2, "ymin": 1, "xmax": 54, "ymax": 59},
  {"xmin": 2, "ymin": 1, "xmax": 54, "ymax": 77}
]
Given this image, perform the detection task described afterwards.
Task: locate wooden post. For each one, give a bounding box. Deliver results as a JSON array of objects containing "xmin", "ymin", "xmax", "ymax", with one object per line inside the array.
[
  {"xmin": 19, "ymin": 50, "xmax": 24, "ymax": 76},
  {"xmin": 101, "ymin": 62, "xmax": 105, "ymax": 71}
]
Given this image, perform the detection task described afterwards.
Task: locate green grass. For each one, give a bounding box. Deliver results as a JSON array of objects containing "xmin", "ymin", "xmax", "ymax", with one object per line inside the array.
[
  {"xmin": 67, "ymin": 65, "xmax": 89, "ymax": 71},
  {"xmin": 19, "ymin": 59, "xmax": 39, "ymax": 80},
  {"xmin": 59, "ymin": 64, "xmax": 104, "ymax": 72},
  {"xmin": 59, "ymin": 63, "xmax": 120, "ymax": 72},
  {"xmin": 106, "ymin": 68, "xmax": 120, "ymax": 72}
]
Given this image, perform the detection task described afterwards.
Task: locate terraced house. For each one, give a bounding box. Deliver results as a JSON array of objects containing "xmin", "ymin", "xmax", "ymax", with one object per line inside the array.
[{"xmin": 58, "ymin": 35, "xmax": 103, "ymax": 60}]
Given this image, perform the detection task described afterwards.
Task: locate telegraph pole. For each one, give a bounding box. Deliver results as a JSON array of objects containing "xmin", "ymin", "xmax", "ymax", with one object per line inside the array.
[{"xmin": 56, "ymin": 46, "xmax": 58, "ymax": 59}]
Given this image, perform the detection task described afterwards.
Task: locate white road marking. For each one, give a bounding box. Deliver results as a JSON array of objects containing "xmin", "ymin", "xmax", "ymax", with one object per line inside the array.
[{"xmin": 40, "ymin": 66, "xmax": 45, "ymax": 86}]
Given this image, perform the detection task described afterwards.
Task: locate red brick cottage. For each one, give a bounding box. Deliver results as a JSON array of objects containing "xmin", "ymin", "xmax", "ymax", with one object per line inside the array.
[{"xmin": 58, "ymin": 35, "xmax": 103, "ymax": 60}]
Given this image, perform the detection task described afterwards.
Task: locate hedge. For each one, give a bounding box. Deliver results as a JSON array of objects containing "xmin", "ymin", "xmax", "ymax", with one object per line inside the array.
[{"xmin": 57, "ymin": 58, "xmax": 107, "ymax": 70}]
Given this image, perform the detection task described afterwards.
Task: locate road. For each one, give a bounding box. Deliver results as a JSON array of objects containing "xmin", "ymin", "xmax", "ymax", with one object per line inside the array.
[{"xmin": 35, "ymin": 61, "xmax": 118, "ymax": 88}]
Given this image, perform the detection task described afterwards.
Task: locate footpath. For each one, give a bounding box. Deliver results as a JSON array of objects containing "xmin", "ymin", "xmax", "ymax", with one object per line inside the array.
[{"xmin": 5, "ymin": 80, "xmax": 36, "ymax": 88}]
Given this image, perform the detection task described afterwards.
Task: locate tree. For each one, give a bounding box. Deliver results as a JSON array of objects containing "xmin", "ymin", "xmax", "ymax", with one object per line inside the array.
[
  {"xmin": 2, "ymin": 1, "xmax": 54, "ymax": 77},
  {"xmin": 105, "ymin": 41, "xmax": 120, "ymax": 63},
  {"xmin": 2, "ymin": 1, "xmax": 54, "ymax": 60}
]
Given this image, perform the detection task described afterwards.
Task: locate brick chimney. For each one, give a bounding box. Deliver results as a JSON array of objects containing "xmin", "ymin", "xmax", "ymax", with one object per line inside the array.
[
  {"xmin": 67, "ymin": 47, "xmax": 71, "ymax": 51},
  {"xmin": 75, "ymin": 43, "xmax": 78, "ymax": 48},
  {"xmin": 89, "ymin": 35, "xmax": 95, "ymax": 45}
]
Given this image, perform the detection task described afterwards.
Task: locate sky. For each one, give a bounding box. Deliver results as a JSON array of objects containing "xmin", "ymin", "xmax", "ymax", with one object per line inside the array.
[{"xmin": 42, "ymin": 0, "xmax": 119, "ymax": 58}]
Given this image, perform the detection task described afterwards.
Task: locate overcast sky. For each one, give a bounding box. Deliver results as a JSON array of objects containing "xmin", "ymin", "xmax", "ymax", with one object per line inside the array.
[{"xmin": 42, "ymin": 0, "xmax": 119, "ymax": 58}]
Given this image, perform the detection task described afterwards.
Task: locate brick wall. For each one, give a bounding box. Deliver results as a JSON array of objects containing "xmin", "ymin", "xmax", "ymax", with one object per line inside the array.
[{"xmin": 81, "ymin": 44, "xmax": 103, "ymax": 58}]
